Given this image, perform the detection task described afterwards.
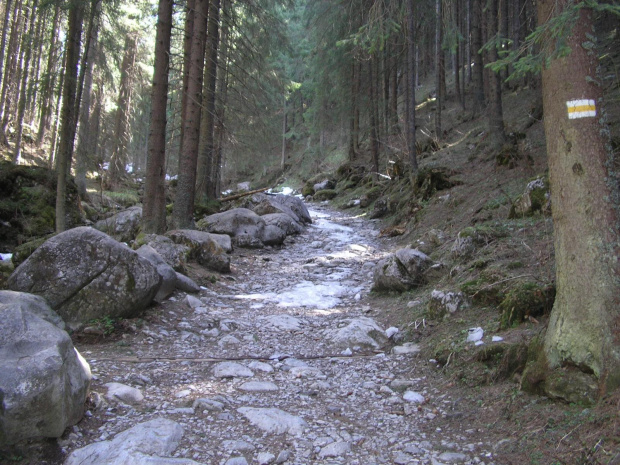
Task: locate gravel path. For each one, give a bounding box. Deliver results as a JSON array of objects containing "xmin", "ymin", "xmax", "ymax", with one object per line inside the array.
[{"xmin": 67, "ymin": 204, "xmax": 498, "ymax": 465}]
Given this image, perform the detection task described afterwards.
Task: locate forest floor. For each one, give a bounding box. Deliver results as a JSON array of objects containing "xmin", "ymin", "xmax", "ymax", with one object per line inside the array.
[{"xmin": 3, "ymin": 201, "xmax": 618, "ymax": 465}]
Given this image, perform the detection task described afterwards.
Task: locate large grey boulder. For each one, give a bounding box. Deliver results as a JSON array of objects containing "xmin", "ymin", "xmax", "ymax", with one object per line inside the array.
[
  {"xmin": 327, "ymin": 316, "xmax": 388, "ymax": 349},
  {"xmin": 247, "ymin": 194, "xmax": 311, "ymax": 225},
  {"xmin": 65, "ymin": 418, "xmax": 202, "ymax": 465},
  {"xmin": 262, "ymin": 224, "xmax": 287, "ymax": 246},
  {"xmin": 7, "ymin": 227, "xmax": 161, "ymax": 330},
  {"xmin": 166, "ymin": 229, "xmax": 231, "ymax": 272},
  {"xmin": 136, "ymin": 245, "xmax": 178, "ymax": 302},
  {"xmin": 0, "ymin": 291, "xmax": 91, "ymax": 445},
  {"xmin": 262, "ymin": 213, "xmax": 303, "ymax": 236},
  {"xmin": 138, "ymin": 234, "xmax": 191, "ymax": 273},
  {"xmin": 196, "ymin": 208, "xmax": 267, "ymax": 249},
  {"xmin": 372, "ymin": 248, "xmax": 433, "ymax": 292},
  {"xmin": 94, "ymin": 206, "xmax": 142, "ymax": 243}
]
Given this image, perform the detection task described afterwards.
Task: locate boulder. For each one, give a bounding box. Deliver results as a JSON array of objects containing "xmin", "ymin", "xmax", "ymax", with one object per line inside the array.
[
  {"xmin": 509, "ymin": 177, "xmax": 551, "ymax": 218},
  {"xmin": 138, "ymin": 234, "xmax": 191, "ymax": 273},
  {"xmin": 166, "ymin": 229, "xmax": 231, "ymax": 272},
  {"xmin": 65, "ymin": 418, "xmax": 201, "ymax": 465},
  {"xmin": 372, "ymin": 248, "xmax": 433, "ymax": 292},
  {"xmin": 313, "ymin": 179, "xmax": 335, "ymax": 192},
  {"xmin": 136, "ymin": 245, "xmax": 178, "ymax": 302},
  {"xmin": 7, "ymin": 227, "xmax": 161, "ymax": 330},
  {"xmin": 428, "ymin": 290, "xmax": 469, "ymax": 319},
  {"xmin": 196, "ymin": 208, "xmax": 266, "ymax": 249},
  {"xmin": 328, "ymin": 317, "xmax": 388, "ymax": 349},
  {"xmin": 0, "ymin": 291, "xmax": 91, "ymax": 445},
  {"xmin": 94, "ymin": 206, "xmax": 142, "ymax": 243},
  {"xmin": 262, "ymin": 224, "xmax": 287, "ymax": 246},
  {"xmin": 175, "ymin": 272, "xmax": 200, "ymax": 293},
  {"xmin": 262, "ymin": 213, "xmax": 303, "ymax": 236},
  {"xmin": 246, "ymin": 194, "xmax": 311, "ymax": 225}
]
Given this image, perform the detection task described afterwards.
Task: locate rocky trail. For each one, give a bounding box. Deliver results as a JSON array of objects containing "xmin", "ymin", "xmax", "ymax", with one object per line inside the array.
[{"xmin": 57, "ymin": 204, "xmax": 498, "ymax": 465}]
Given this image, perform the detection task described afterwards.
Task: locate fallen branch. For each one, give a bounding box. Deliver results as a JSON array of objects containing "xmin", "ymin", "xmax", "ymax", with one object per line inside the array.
[{"xmin": 218, "ymin": 186, "xmax": 270, "ymax": 202}]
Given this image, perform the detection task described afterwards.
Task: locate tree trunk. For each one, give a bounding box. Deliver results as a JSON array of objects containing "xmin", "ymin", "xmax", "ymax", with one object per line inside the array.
[
  {"xmin": 55, "ymin": 2, "xmax": 84, "ymax": 233},
  {"xmin": 212, "ymin": 0, "xmax": 229, "ymax": 197},
  {"xmin": 471, "ymin": 0, "xmax": 484, "ymax": 113},
  {"xmin": 280, "ymin": 95, "xmax": 287, "ymax": 169},
  {"xmin": 486, "ymin": 0, "xmax": 505, "ymax": 147},
  {"xmin": 196, "ymin": 0, "xmax": 221, "ymax": 200},
  {"xmin": 26, "ymin": 4, "xmax": 45, "ymax": 125},
  {"xmin": 368, "ymin": 58, "xmax": 379, "ymax": 180},
  {"xmin": 0, "ymin": 0, "xmax": 14, "ymax": 96},
  {"xmin": 179, "ymin": 0, "xmax": 196, "ymax": 157},
  {"xmin": 406, "ymin": 0, "xmax": 418, "ymax": 173},
  {"xmin": 172, "ymin": 0, "xmax": 209, "ymax": 229},
  {"xmin": 390, "ymin": 48, "xmax": 399, "ymax": 133},
  {"xmin": 75, "ymin": 0, "xmax": 101, "ymax": 197},
  {"xmin": 107, "ymin": 33, "xmax": 138, "ymax": 188},
  {"xmin": 538, "ymin": 1, "xmax": 620, "ymax": 397},
  {"xmin": 12, "ymin": 0, "xmax": 37, "ymax": 164},
  {"xmin": 434, "ymin": 0, "xmax": 442, "ymax": 141},
  {"xmin": 348, "ymin": 60, "xmax": 357, "ymax": 161},
  {"xmin": 0, "ymin": 0, "xmax": 23, "ymax": 146},
  {"xmin": 142, "ymin": 0, "xmax": 173, "ymax": 235},
  {"xmin": 37, "ymin": 2, "xmax": 60, "ymax": 146}
]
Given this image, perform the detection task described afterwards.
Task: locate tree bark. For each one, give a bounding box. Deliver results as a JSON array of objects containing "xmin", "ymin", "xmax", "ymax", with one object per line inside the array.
[
  {"xmin": 434, "ymin": 0, "xmax": 442, "ymax": 141},
  {"xmin": 75, "ymin": 0, "xmax": 101, "ymax": 197},
  {"xmin": 107, "ymin": 33, "xmax": 138, "ymax": 188},
  {"xmin": 368, "ymin": 58, "xmax": 379, "ymax": 180},
  {"xmin": 37, "ymin": 2, "xmax": 60, "ymax": 146},
  {"xmin": 471, "ymin": 0, "xmax": 484, "ymax": 113},
  {"xmin": 179, "ymin": 0, "xmax": 196, "ymax": 156},
  {"xmin": 538, "ymin": 1, "xmax": 620, "ymax": 396},
  {"xmin": 406, "ymin": 0, "xmax": 418, "ymax": 174},
  {"xmin": 196, "ymin": 0, "xmax": 220, "ymax": 200},
  {"xmin": 142, "ymin": 0, "xmax": 173, "ymax": 235},
  {"xmin": 0, "ymin": 0, "xmax": 23, "ymax": 146},
  {"xmin": 12, "ymin": 0, "xmax": 37, "ymax": 164},
  {"xmin": 172, "ymin": 0, "xmax": 209, "ymax": 229},
  {"xmin": 486, "ymin": 0, "xmax": 505, "ymax": 147},
  {"xmin": 55, "ymin": 2, "xmax": 84, "ymax": 233},
  {"xmin": 0, "ymin": 0, "xmax": 14, "ymax": 96}
]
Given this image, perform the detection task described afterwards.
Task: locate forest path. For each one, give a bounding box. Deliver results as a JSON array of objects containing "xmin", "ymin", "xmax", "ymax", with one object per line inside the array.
[{"xmin": 70, "ymin": 203, "xmax": 496, "ymax": 465}]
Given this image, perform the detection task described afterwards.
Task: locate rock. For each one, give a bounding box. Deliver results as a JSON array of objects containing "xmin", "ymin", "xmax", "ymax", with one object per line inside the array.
[
  {"xmin": 138, "ymin": 234, "xmax": 191, "ymax": 273},
  {"xmin": 237, "ymin": 407, "xmax": 307, "ymax": 436},
  {"xmin": 257, "ymin": 452, "xmax": 276, "ymax": 465},
  {"xmin": 248, "ymin": 361, "xmax": 274, "ymax": 373},
  {"xmin": 313, "ymin": 189, "xmax": 338, "ymax": 201},
  {"xmin": 166, "ymin": 229, "xmax": 231, "ymax": 272},
  {"xmin": 466, "ymin": 327, "xmax": 484, "ymax": 342},
  {"xmin": 428, "ymin": 290, "xmax": 468, "ymax": 319},
  {"xmin": 65, "ymin": 418, "xmax": 201, "ymax": 465},
  {"xmin": 213, "ymin": 362, "xmax": 254, "ymax": 378},
  {"xmin": 237, "ymin": 182, "xmax": 251, "ymax": 191},
  {"xmin": 0, "ymin": 291, "xmax": 91, "ymax": 445},
  {"xmin": 193, "ymin": 398, "xmax": 225, "ymax": 412},
  {"xmin": 392, "ymin": 343, "xmax": 421, "ymax": 355},
  {"xmin": 175, "ymin": 272, "xmax": 200, "ymax": 293},
  {"xmin": 372, "ymin": 248, "xmax": 433, "ymax": 292},
  {"xmin": 261, "ymin": 314, "xmax": 303, "ymax": 330},
  {"xmin": 221, "ymin": 440, "xmax": 255, "ymax": 452},
  {"xmin": 237, "ymin": 381, "xmax": 279, "ymax": 392},
  {"xmin": 386, "ymin": 326, "xmax": 399, "ymax": 338},
  {"xmin": 369, "ymin": 198, "xmax": 388, "ymax": 219},
  {"xmin": 225, "ymin": 458, "xmax": 248, "ymax": 465},
  {"xmin": 185, "ymin": 294, "xmax": 203, "ymax": 308},
  {"xmin": 7, "ymin": 227, "xmax": 161, "ymax": 330},
  {"xmin": 262, "ymin": 224, "xmax": 287, "ymax": 246},
  {"xmin": 262, "ymin": 213, "xmax": 303, "ymax": 236},
  {"xmin": 136, "ymin": 245, "xmax": 178, "ymax": 302},
  {"xmin": 248, "ymin": 194, "xmax": 311, "ymax": 225},
  {"xmin": 197, "ymin": 208, "xmax": 266, "ymax": 249},
  {"xmin": 104, "ymin": 382, "xmax": 144, "ymax": 404},
  {"xmin": 437, "ymin": 452, "xmax": 468, "ymax": 462},
  {"xmin": 313, "ymin": 179, "xmax": 335, "ymax": 192},
  {"xmin": 509, "ymin": 176, "xmax": 550, "ymax": 218},
  {"xmin": 318, "ymin": 441, "xmax": 351, "ymax": 458},
  {"xmin": 275, "ymin": 450, "xmax": 292, "ymax": 463},
  {"xmin": 403, "ymin": 391, "xmax": 425, "ymax": 403},
  {"xmin": 329, "ymin": 317, "xmax": 387, "ymax": 349},
  {"xmin": 94, "ymin": 205, "xmax": 142, "ymax": 243}
]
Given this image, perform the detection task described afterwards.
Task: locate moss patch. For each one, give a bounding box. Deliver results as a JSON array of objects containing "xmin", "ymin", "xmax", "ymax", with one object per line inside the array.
[{"xmin": 498, "ymin": 282, "xmax": 555, "ymax": 329}]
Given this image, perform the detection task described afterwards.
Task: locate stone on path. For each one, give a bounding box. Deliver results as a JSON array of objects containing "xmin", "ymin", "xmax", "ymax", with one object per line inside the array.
[
  {"xmin": 261, "ymin": 314, "xmax": 303, "ymax": 330},
  {"xmin": 328, "ymin": 316, "xmax": 387, "ymax": 349},
  {"xmin": 238, "ymin": 381, "xmax": 279, "ymax": 392},
  {"xmin": 403, "ymin": 391, "xmax": 425, "ymax": 403},
  {"xmin": 65, "ymin": 418, "xmax": 201, "ymax": 465},
  {"xmin": 392, "ymin": 342, "xmax": 421, "ymax": 355},
  {"xmin": 104, "ymin": 382, "xmax": 144, "ymax": 404},
  {"xmin": 318, "ymin": 441, "xmax": 351, "ymax": 458},
  {"xmin": 213, "ymin": 362, "xmax": 254, "ymax": 378},
  {"xmin": 237, "ymin": 407, "xmax": 307, "ymax": 436}
]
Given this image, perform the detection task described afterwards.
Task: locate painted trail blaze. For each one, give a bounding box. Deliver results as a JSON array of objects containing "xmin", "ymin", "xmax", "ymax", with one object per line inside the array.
[{"xmin": 566, "ymin": 99, "xmax": 596, "ymax": 119}]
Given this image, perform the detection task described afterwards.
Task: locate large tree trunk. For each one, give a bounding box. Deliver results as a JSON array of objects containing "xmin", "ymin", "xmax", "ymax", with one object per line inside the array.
[
  {"xmin": 405, "ymin": 0, "xmax": 418, "ymax": 174},
  {"xmin": 142, "ymin": 0, "xmax": 173, "ymax": 235},
  {"xmin": 0, "ymin": 0, "xmax": 14, "ymax": 96},
  {"xmin": 55, "ymin": 2, "xmax": 84, "ymax": 233},
  {"xmin": 368, "ymin": 58, "xmax": 379, "ymax": 180},
  {"xmin": 0, "ymin": 0, "xmax": 23, "ymax": 146},
  {"xmin": 178, "ymin": 0, "xmax": 196, "ymax": 156},
  {"xmin": 75, "ymin": 0, "xmax": 101, "ymax": 197},
  {"xmin": 196, "ymin": 0, "xmax": 220, "ymax": 200},
  {"xmin": 107, "ymin": 33, "xmax": 138, "ymax": 188},
  {"xmin": 434, "ymin": 0, "xmax": 442, "ymax": 140},
  {"xmin": 486, "ymin": 0, "xmax": 505, "ymax": 147},
  {"xmin": 471, "ymin": 0, "xmax": 484, "ymax": 114},
  {"xmin": 538, "ymin": 1, "xmax": 620, "ymax": 397},
  {"xmin": 172, "ymin": 0, "xmax": 209, "ymax": 229},
  {"xmin": 12, "ymin": 0, "xmax": 38, "ymax": 164},
  {"xmin": 37, "ymin": 2, "xmax": 61, "ymax": 147}
]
